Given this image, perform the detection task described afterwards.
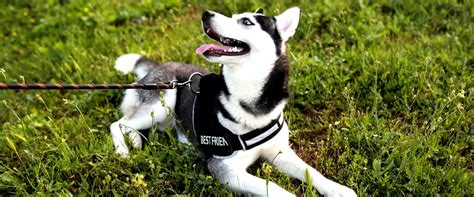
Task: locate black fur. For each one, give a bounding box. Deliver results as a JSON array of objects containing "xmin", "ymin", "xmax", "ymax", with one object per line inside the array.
[
  {"xmin": 240, "ymin": 55, "xmax": 290, "ymax": 115},
  {"xmin": 254, "ymin": 15, "xmax": 282, "ymax": 56},
  {"xmin": 219, "ymin": 64, "xmax": 231, "ymax": 96}
]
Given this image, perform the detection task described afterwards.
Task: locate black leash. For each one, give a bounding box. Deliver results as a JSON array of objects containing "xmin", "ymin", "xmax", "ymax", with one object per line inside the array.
[{"xmin": 0, "ymin": 72, "xmax": 203, "ymax": 93}]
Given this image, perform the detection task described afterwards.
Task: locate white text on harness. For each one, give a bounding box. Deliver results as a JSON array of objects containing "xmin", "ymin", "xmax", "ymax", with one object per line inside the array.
[{"xmin": 200, "ymin": 135, "xmax": 228, "ymax": 146}]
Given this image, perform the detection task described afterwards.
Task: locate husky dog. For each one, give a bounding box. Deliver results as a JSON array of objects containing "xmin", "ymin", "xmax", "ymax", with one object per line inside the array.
[{"xmin": 110, "ymin": 7, "xmax": 356, "ymax": 196}]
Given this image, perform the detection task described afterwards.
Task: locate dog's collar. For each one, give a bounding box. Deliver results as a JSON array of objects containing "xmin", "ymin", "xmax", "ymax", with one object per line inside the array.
[
  {"xmin": 235, "ymin": 114, "xmax": 284, "ymax": 150},
  {"xmin": 191, "ymin": 74, "xmax": 285, "ymax": 157}
]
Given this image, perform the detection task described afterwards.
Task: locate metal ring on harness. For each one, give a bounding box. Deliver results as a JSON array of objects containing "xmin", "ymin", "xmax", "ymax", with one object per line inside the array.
[{"xmin": 188, "ymin": 72, "xmax": 203, "ymax": 94}]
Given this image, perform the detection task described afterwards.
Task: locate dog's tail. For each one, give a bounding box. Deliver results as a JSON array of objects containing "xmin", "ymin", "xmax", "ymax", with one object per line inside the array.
[{"xmin": 115, "ymin": 53, "xmax": 153, "ymax": 80}]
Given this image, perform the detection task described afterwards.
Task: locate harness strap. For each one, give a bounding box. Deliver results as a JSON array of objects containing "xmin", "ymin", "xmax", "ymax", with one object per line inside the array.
[{"xmin": 238, "ymin": 115, "xmax": 284, "ymax": 150}]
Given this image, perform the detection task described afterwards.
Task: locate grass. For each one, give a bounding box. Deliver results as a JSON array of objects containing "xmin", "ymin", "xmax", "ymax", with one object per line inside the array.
[{"xmin": 0, "ymin": 0, "xmax": 472, "ymax": 195}]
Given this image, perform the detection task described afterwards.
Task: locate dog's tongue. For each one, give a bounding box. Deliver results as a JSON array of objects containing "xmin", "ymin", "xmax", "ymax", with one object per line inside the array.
[{"xmin": 196, "ymin": 44, "xmax": 233, "ymax": 55}]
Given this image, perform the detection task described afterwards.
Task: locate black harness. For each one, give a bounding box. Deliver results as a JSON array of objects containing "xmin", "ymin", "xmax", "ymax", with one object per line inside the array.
[{"xmin": 191, "ymin": 74, "xmax": 285, "ymax": 158}]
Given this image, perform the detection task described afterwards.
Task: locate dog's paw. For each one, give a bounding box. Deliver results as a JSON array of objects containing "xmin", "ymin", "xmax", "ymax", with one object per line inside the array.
[
  {"xmin": 128, "ymin": 131, "xmax": 143, "ymax": 149},
  {"xmin": 115, "ymin": 146, "xmax": 130, "ymax": 158},
  {"xmin": 320, "ymin": 181, "xmax": 357, "ymax": 197}
]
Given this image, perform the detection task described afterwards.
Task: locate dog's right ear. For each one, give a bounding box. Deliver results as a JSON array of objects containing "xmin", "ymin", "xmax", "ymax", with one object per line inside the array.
[
  {"xmin": 255, "ymin": 8, "xmax": 264, "ymax": 14},
  {"xmin": 276, "ymin": 7, "xmax": 300, "ymax": 42}
]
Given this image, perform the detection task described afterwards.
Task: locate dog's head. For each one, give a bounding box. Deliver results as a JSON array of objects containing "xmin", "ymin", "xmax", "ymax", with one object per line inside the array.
[{"xmin": 196, "ymin": 7, "xmax": 300, "ymax": 66}]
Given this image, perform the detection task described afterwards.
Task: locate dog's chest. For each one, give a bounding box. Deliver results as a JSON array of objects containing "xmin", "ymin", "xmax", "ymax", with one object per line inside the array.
[{"xmin": 191, "ymin": 74, "xmax": 284, "ymax": 158}]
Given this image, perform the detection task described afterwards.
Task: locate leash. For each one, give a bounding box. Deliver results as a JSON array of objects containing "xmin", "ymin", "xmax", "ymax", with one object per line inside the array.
[
  {"xmin": 0, "ymin": 72, "xmax": 203, "ymax": 93},
  {"xmin": 0, "ymin": 82, "xmax": 175, "ymax": 90}
]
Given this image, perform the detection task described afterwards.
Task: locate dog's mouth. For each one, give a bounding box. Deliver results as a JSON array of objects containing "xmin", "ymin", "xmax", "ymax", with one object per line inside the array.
[{"xmin": 196, "ymin": 27, "xmax": 250, "ymax": 57}]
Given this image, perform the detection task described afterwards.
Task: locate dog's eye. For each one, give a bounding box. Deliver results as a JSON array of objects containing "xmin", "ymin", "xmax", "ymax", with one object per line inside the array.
[{"xmin": 240, "ymin": 18, "xmax": 254, "ymax": 26}]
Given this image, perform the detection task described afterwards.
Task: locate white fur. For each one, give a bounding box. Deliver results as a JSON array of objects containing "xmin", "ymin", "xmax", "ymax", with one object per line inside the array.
[
  {"xmin": 204, "ymin": 8, "xmax": 355, "ymax": 196},
  {"xmin": 203, "ymin": 11, "xmax": 278, "ymax": 66},
  {"xmin": 110, "ymin": 88, "xmax": 177, "ymax": 156},
  {"xmin": 217, "ymin": 63, "xmax": 286, "ymax": 134},
  {"xmin": 115, "ymin": 53, "xmax": 142, "ymax": 75},
  {"xmin": 111, "ymin": 7, "xmax": 356, "ymax": 196},
  {"xmin": 202, "ymin": 10, "xmax": 288, "ymax": 130}
]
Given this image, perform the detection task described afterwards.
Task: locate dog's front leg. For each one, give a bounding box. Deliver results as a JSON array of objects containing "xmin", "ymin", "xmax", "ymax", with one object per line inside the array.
[
  {"xmin": 264, "ymin": 146, "xmax": 357, "ymax": 197},
  {"xmin": 208, "ymin": 156, "xmax": 294, "ymax": 197},
  {"xmin": 110, "ymin": 120, "xmax": 130, "ymax": 156}
]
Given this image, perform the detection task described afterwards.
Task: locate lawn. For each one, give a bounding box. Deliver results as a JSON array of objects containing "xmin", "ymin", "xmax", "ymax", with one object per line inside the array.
[{"xmin": 0, "ymin": 0, "xmax": 472, "ymax": 196}]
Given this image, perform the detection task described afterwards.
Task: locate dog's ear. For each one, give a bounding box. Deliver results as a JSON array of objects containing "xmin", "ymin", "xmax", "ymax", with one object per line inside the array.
[
  {"xmin": 276, "ymin": 7, "xmax": 300, "ymax": 42},
  {"xmin": 255, "ymin": 8, "xmax": 264, "ymax": 14}
]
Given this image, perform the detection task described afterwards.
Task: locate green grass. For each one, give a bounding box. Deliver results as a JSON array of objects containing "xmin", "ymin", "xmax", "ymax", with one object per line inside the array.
[{"xmin": 0, "ymin": 0, "xmax": 472, "ymax": 195}]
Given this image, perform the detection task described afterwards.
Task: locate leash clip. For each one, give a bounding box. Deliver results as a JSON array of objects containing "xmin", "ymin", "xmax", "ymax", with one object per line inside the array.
[
  {"xmin": 168, "ymin": 80, "xmax": 179, "ymax": 89},
  {"xmin": 167, "ymin": 72, "xmax": 203, "ymax": 94}
]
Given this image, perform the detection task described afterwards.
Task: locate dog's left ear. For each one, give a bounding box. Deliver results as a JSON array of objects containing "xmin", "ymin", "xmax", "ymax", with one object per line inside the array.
[
  {"xmin": 276, "ymin": 7, "xmax": 300, "ymax": 42},
  {"xmin": 255, "ymin": 8, "xmax": 264, "ymax": 14}
]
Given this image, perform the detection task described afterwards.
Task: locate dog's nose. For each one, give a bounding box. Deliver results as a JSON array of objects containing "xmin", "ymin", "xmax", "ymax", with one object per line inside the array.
[{"xmin": 202, "ymin": 11, "xmax": 215, "ymax": 20}]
